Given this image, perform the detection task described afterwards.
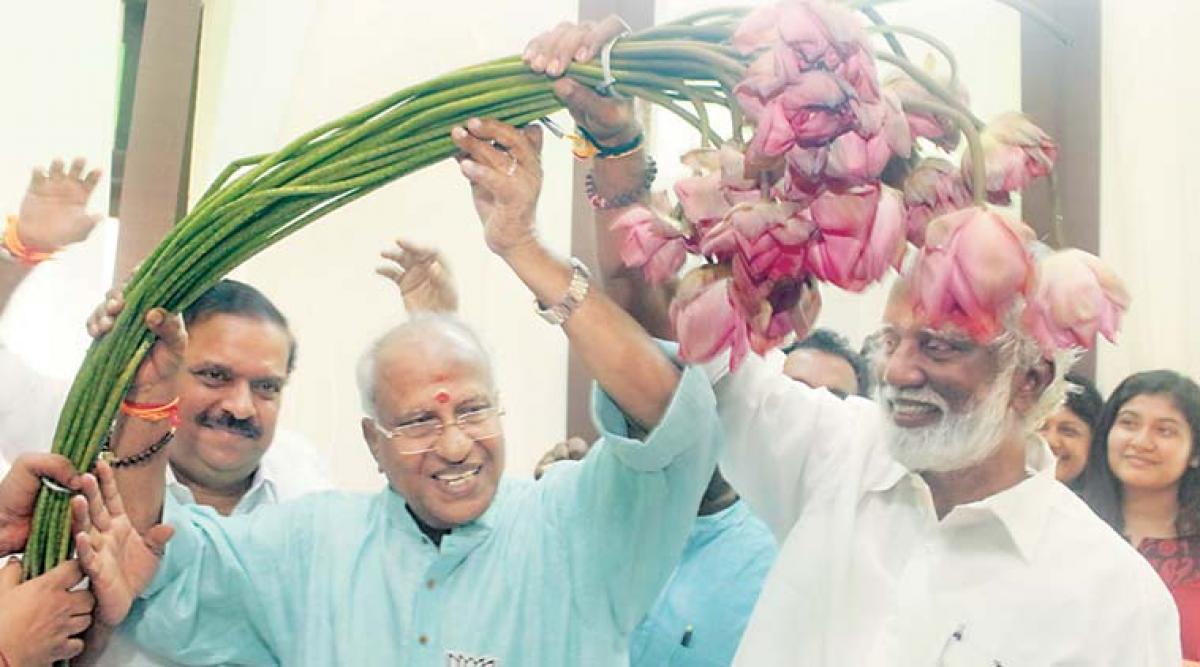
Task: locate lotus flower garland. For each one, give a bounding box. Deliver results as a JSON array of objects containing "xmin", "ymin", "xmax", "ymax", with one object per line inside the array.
[
  {"xmin": 25, "ymin": 1, "xmax": 1125, "ymax": 618},
  {"xmin": 608, "ymin": 0, "xmax": 1126, "ymax": 372}
]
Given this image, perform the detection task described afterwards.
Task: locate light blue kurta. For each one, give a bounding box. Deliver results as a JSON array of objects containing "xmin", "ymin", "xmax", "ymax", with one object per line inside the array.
[
  {"xmin": 629, "ymin": 500, "xmax": 777, "ymax": 667},
  {"xmin": 125, "ymin": 366, "xmax": 719, "ymax": 666}
]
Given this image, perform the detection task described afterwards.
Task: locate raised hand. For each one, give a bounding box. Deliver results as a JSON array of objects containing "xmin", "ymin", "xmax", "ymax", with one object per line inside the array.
[
  {"xmin": 376, "ymin": 239, "xmax": 459, "ymax": 313},
  {"xmin": 451, "ymin": 118, "xmax": 545, "ymax": 258},
  {"xmin": 87, "ymin": 298, "xmax": 187, "ymax": 402},
  {"xmin": 533, "ymin": 436, "xmax": 592, "ymax": 480},
  {"xmin": 0, "ymin": 453, "xmax": 80, "ymax": 556},
  {"xmin": 523, "ymin": 17, "xmax": 641, "ymax": 149},
  {"xmin": 72, "ymin": 460, "xmax": 174, "ymax": 627},
  {"xmin": 18, "ymin": 157, "xmax": 105, "ymax": 252},
  {"xmin": 0, "ymin": 558, "xmax": 94, "ymax": 665}
]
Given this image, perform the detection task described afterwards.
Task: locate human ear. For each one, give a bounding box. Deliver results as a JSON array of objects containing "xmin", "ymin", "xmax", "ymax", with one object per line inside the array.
[
  {"xmin": 1011, "ymin": 359, "xmax": 1054, "ymax": 415},
  {"xmin": 361, "ymin": 417, "xmax": 382, "ymax": 459}
]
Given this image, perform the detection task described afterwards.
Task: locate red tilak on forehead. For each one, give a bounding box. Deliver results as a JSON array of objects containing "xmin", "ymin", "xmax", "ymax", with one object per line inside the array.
[{"xmin": 434, "ymin": 390, "xmax": 451, "ymax": 404}]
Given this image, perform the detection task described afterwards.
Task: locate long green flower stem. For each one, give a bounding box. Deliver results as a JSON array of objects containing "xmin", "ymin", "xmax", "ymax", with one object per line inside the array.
[
  {"xmin": 874, "ymin": 51, "xmax": 983, "ymax": 129},
  {"xmin": 901, "ymin": 98, "xmax": 988, "ymax": 205},
  {"xmin": 867, "ymin": 24, "xmax": 959, "ymax": 85},
  {"xmin": 23, "ymin": 26, "xmax": 751, "ymax": 583}
]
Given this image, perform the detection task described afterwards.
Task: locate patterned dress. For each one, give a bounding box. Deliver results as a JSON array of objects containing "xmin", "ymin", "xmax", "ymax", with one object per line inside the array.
[{"xmin": 1139, "ymin": 535, "xmax": 1200, "ymax": 660}]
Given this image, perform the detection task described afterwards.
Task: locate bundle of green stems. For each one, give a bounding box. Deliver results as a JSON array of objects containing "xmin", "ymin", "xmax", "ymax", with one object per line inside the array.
[{"xmin": 22, "ymin": 9, "xmax": 751, "ymax": 580}]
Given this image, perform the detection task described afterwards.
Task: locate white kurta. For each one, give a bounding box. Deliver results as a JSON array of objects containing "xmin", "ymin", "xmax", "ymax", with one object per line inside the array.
[
  {"xmin": 0, "ymin": 343, "xmax": 65, "ymax": 463},
  {"xmin": 712, "ymin": 351, "xmax": 1181, "ymax": 666}
]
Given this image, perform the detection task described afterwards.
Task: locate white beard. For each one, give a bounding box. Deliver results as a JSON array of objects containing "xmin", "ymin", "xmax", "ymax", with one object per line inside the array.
[{"xmin": 877, "ymin": 369, "xmax": 1019, "ymax": 473}]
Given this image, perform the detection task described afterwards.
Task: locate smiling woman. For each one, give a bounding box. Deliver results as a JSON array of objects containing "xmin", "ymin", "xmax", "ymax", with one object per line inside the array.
[{"xmin": 1080, "ymin": 370, "xmax": 1200, "ymax": 661}]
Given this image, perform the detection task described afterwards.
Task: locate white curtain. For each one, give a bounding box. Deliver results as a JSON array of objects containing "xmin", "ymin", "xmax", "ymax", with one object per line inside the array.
[{"xmin": 1096, "ymin": 0, "xmax": 1200, "ymax": 393}]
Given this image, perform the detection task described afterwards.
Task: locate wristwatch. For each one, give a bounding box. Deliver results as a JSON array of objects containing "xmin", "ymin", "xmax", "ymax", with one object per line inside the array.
[{"xmin": 536, "ymin": 257, "xmax": 591, "ymax": 326}]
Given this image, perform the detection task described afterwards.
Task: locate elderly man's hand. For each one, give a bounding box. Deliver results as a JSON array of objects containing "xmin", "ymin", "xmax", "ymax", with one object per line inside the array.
[
  {"xmin": 0, "ymin": 558, "xmax": 94, "ymax": 665},
  {"xmin": 0, "ymin": 453, "xmax": 80, "ymax": 556},
  {"xmin": 72, "ymin": 460, "xmax": 174, "ymax": 628},
  {"xmin": 533, "ymin": 436, "xmax": 592, "ymax": 480},
  {"xmin": 523, "ymin": 18, "xmax": 642, "ymax": 151},
  {"xmin": 377, "ymin": 239, "xmax": 459, "ymax": 313},
  {"xmin": 17, "ymin": 157, "xmax": 105, "ymax": 252},
  {"xmin": 452, "ymin": 118, "xmax": 545, "ymax": 258}
]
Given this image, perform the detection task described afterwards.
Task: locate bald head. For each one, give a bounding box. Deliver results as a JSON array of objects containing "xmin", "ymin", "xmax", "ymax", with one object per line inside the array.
[{"xmin": 356, "ymin": 315, "xmax": 494, "ymax": 418}]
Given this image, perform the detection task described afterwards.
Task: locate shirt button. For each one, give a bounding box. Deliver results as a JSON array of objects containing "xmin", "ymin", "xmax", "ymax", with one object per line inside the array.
[
  {"xmin": 418, "ymin": 634, "xmax": 429, "ymax": 646},
  {"xmin": 426, "ymin": 579, "xmax": 436, "ymax": 590}
]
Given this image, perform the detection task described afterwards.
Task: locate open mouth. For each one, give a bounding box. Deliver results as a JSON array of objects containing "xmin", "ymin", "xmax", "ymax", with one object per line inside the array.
[
  {"xmin": 889, "ymin": 399, "xmax": 941, "ymax": 420},
  {"xmin": 432, "ymin": 465, "xmax": 482, "ymax": 488}
]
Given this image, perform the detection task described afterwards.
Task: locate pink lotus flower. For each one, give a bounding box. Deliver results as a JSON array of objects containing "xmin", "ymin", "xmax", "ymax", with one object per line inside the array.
[
  {"xmin": 910, "ymin": 208, "xmax": 1036, "ymax": 341},
  {"xmin": 804, "ymin": 185, "xmax": 906, "ymax": 291},
  {"xmin": 610, "ymin": 193, "xmax": 688, "ymax": 285},
  {"xmin": 670, "ymin": 268, "xmax": 752, "ymax": 369},
  {"xmin": 903, "ymin": 158, "xmax": 971, "ymax": 247},
  {"xmin": 964, "ymin": 111, "xmax": 1058, "ymax": 200},
  {"xmin": 675, "ymin": 143, "xmax": 767, "ymax": 235},
  {"xmin": 883, "ymin": 70, "xmax": 970, "ymax": 151},
  {"xmin": 1023, "ymin": 248, "xmax": 1130, "ymax": 354},
  {"xmin": 743, "ymin": 70, "xmax": 858, "ymax": 162},
  {"xmin": 733, "ymin": 0, "xmax": 878, "ymax": 102},
  {"xmin": 824, "ymin": 90, "xmax": 912, "ymax": 187},
  {"xmin": 731, "ymin": 269, "xmax": 812, "ymax": 354},
  {"xmin": 778, "ymin": 145, "xmax": 828, "ymax": 205},
  {"xmin": 700, "ymin": 200, "xmax": 813, "ymax": 282}
]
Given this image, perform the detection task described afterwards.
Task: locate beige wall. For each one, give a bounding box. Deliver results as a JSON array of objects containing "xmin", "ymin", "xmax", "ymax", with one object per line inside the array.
[
  {"xmin": 0, "ymin": 2, "xmax": 121, "ymax": 379},
  {"xmin": 1096, "ymin": 0, "xmax": 1200, "ymax": 393},
  {"xmin": 191, "ymin": 0, "xmax": 581, "ymax": 490}
]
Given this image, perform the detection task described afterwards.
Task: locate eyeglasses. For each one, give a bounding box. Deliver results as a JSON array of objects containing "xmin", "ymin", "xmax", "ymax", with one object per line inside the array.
[{"xmin": 372, "ymin": 406, "xmax": 505, "ymax": 455}]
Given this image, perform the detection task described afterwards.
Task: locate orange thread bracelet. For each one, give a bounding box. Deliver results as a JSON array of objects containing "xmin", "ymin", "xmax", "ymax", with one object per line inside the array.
[
  {"xmin": 121, "ymin": 397, "xmax": 181, "ymax": 427},
  {"xmin": 3, "ymin": 215, "xmax": 56, "ymax": 266}
]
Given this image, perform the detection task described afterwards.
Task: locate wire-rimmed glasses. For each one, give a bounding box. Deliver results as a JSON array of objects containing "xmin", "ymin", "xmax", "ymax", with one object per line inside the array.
[{"xmin": 371, "ymin": 406, "xmax": 504, "ymax": 456}]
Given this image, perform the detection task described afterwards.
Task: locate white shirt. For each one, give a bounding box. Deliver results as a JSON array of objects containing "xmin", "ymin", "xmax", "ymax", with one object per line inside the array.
[
  {"xmin": 0, "ymin": 343, "xmax": 66, "ymax": 463},
  {"xmin": 711, "ymin": 351, "xmax": 1181, "ymax": 666}
]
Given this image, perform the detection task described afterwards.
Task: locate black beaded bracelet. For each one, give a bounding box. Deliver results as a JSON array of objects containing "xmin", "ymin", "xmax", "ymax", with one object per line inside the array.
[
  {"xmin": 577, "ymin": 125, "xmax": 644, "ymax": 159},
  {"xmin": 585, "ymin": 156, "xmax": 658, "ymax": 210},
  {"xmin": 99, "ymin": 427, "xmax": 176, "ymax": 469}
]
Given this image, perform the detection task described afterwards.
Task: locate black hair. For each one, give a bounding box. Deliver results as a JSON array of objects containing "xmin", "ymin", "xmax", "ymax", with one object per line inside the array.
[
  {"xmin": 1061, "ymin": 372, "xmax": 1104, "ymax": 431},
  {"xmin": 1079, "ymin": 370, "xmax": 1200, "ymax": 537},
  {"xmin": 782, "ymin": 328, "xmax": 871, "ymax": 397},
  {"xmin": 183, "ymin": 279, "xmax": 297, "ymax": 373}
]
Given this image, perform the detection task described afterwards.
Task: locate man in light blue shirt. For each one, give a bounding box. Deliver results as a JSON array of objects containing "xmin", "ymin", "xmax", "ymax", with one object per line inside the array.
[
  {"xmin": 73, "ymin": 114, "xmax": 724, "ymax": 665},
  {"xmin": 628, "ymin": 496, "xmax": 777, "ymax": 667}
]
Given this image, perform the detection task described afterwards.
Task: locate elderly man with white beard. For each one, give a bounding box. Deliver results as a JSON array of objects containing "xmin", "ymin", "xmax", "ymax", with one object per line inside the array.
[
  {"xmin": 710, "ymin": 276, "xmax": 1180, "ymax": 666},
  {"xmin": 522, "ymin": 18, "xmax": 1181, "ymax": 665}
]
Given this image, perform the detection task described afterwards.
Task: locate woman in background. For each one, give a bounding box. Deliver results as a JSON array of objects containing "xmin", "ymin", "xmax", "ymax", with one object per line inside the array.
[
  {"xmin": 1038, "ymin": 372, "xmax": 1104, "ymax": 488},
  {"xmin": 1081, "ymin": 370, "xmax": 1200, "ymax": 662}
]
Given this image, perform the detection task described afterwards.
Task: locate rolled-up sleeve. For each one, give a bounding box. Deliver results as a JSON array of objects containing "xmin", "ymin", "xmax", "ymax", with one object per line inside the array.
[{"xmin": 541, "ymin": 364, "xmax": 720, "ymax": 634}]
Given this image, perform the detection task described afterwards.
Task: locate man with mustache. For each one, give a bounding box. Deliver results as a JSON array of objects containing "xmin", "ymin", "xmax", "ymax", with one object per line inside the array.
[
  {"xmin": 525, "ymin": 17, "xmax": 1180, "ymax": 666},
  {"xmin": 80, "ymin": 241, "xmax": 453, "ymax": 665},
  {"xmin": 69, "ymin": 114, "xmax": 722, "ymax": 664}
]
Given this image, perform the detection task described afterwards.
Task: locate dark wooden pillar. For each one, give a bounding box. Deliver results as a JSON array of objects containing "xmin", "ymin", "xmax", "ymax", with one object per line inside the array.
[{"xmin": 113, "ymin": 0, "xmax": 204, "ymax": 282}]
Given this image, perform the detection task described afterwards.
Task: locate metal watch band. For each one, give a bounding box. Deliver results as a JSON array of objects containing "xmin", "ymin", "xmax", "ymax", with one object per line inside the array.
[{"xmin": 536, "ymin": 257, "xmax": 591, "ymax": 326}]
